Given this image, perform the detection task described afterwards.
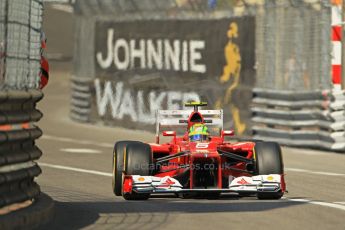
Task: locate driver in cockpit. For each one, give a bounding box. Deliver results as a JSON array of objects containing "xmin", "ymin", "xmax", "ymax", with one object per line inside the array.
[{"xmin": 188, "ymin": 123, "xmax": 209, "ymax": 142}]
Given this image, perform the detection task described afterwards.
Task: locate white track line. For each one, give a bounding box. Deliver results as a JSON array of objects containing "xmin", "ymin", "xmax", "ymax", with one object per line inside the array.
[
  {"xmin": 40, "ymin": 162, "xmax": 112, "ymax": 177},
  {"xmin": 334, "ymin": 202, "xmax": 345, "ymax": 205},
  {"xmin": 285, "ymin": 168, "xmax": 345, "ymax": 177},
  {"xmin": 39, "ymin": 162, "xmax": 345, "ymax": 212},
  {"xmin": 60, "ymin": 148, "xmax": 102, "ymax": 154},
  {"xmin": 41, "ymin": 135, "xmax": 114, "ymax": 148},
  {"xmin": 287, "ymin": 199, "xmax": 345, "ymax": 211}
]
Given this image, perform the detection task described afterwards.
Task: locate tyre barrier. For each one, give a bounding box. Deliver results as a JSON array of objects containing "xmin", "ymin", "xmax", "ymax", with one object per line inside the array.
[
  {"xmin": 0, "ymin": 90, "xmax": 43, "ymax": 208},
  {"xmin": 252, "ymin": 88, "xmax": 345, "ymax": 151},
  {"xmin": 70, "ymin": 76, "xmax": 92, "ymax": 122}
]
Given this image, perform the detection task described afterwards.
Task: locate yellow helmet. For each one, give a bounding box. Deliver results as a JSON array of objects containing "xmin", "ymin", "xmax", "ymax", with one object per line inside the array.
[{"xmin": 189, "ymin": 123, "xmax": 209, "ymax": 142}]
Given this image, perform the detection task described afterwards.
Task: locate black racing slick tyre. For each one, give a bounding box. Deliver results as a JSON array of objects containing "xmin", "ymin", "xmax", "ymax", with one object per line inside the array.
[
  {"xmin": 254, "ymin": 142, "xmax": 284, "ymax": 200},
  {"xmin": 254, "ymin": 141, "xmax": 283, "ymax": 175},
  {"xmin": 112, "ymin": 141, "xmax": 140, "ymax": 196},
  {"xmin": 123, "ymin": 142, "xmax": 153, "ymax": 200}
]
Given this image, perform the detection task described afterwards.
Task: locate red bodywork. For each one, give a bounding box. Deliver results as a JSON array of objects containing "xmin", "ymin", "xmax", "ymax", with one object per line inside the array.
[
  {"xmin": 146, "ymin": 110, "xmax": 280, "ymax": 191},
  {"xmin": 150, "ymin": 138, "xmax": 256, "ymax": 189}
]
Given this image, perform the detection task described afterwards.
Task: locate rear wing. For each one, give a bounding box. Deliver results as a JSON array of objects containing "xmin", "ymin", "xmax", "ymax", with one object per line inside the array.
[{"xmin": 155, "ymin": 109, "xmax": 223, "ymax": 143}]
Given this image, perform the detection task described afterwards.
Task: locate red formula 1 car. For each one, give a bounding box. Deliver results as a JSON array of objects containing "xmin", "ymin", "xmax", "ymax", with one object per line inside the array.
[{"xmin": 112, "ymin": 102, "xmax": 286, "ymax": 200}]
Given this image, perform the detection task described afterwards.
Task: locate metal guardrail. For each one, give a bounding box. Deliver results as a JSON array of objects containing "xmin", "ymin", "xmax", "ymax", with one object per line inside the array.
[
  {"xmin": 0, "ymin": 90, "xmax": 43, "ymax": 207},
  {"xmin": 70, "ymin": 76, "xmax": 91, "ymax": 122},
  {"xmin": 252, "ymin": 88, "xmax": 345, "ymax": 151}
]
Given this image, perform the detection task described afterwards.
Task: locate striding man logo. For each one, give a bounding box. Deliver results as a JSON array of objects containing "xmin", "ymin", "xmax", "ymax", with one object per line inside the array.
[
  {"xmin": 220, "ymin": 22, "xmax": 241, "ymax": 85},
  {"xmin": 216, "ymin": 22, "xmax": 246, "ymax": 135}
]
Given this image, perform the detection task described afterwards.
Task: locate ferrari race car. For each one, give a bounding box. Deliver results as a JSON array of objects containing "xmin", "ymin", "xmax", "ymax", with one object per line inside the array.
[{"xmin": 112, "ymin": 102, "xmax": 286, "ymax": 200}]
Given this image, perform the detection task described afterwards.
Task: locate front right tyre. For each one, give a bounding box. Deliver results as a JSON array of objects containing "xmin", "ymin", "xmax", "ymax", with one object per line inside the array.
[
  {"xmin": 123, "ymin": 142, "xmax": 153, "ymax": 200},
  {"xmin": 112, "ymin": 141, "xmax": 140, "ymax": 196}
]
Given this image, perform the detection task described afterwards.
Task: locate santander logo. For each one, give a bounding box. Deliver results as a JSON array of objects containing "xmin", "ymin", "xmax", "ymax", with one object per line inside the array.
[{"xmin": 237, "ymin": 178, "xmax": 250, "ymax": 185}]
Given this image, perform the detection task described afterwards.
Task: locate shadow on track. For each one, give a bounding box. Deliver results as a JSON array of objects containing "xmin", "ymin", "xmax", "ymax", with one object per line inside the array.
[{"xmin": 39, "ymin": 195, "xmax": 304, "ymax": 230}]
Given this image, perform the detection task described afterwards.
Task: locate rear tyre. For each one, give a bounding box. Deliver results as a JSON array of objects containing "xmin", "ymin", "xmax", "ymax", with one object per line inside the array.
[
  {"xmin": 123, "ymin": 142, "xmax": 153, "ymax": 200},
  {"xmin": 112, "ymin": 141, "xmax": 140, "ymax": 196},
  {"xmin": 254, "ymin": 142, "xmax": 284, "ymax": 200}
]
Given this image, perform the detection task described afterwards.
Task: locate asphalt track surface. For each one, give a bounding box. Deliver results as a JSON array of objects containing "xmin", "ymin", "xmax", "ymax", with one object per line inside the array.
[
  {"xmin": 34, "ymin": 65, "xmax": 345, "ymax": 230},
  {"xmin": 37, "ymin": 5, "xmax": 345, "ymax": 230}
]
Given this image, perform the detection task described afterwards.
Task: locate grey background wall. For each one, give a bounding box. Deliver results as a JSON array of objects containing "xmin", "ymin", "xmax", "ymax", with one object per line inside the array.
[
  {"xmin": 71, "ymin": 0, "xmax": 257, "ymax": 136},
  {"xmin": 70, "ymin": 0, "xmax": 344, "ymax": 151}
]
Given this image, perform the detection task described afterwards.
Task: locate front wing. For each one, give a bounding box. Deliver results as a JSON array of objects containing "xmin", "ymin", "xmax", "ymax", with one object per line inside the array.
[{"xmin": 122, "ymin": 174, "xmax": 283, "ymax": 194}]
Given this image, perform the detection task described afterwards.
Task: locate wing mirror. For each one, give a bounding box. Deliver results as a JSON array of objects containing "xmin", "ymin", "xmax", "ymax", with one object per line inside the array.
[
  {"xmin": 221, "ymin": 130, "xmax": 234, "ymax": 140},
  {"xmin": 162, "ymin": 131, "xmax": 176, "ymax": 137},
  {"xmin": 162, "ymin": 131, "xmax": 176, "ymax": 144}
]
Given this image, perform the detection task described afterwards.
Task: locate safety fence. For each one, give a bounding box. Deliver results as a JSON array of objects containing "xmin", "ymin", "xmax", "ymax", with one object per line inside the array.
[
  {"xmin": 73, "ymin": 0, "xmax": 241, "ymax": 15},
  {"xmin": 251, "ymin": 0, "xmax": 345, "ymax": 151},
  {"xmin": 255, "ymin": 0, "xmax": 331, "ymax": 91},
  {"xmin": 0, "ymin": 0, "xmax": 44, "ymax": 210},
  {"xmin": 0, "ymin": 0, "xmax": 43, "ymax": 90},
  {"xmin": 252, "ymin": 88, "xmax": 345, "ymax": 151}
]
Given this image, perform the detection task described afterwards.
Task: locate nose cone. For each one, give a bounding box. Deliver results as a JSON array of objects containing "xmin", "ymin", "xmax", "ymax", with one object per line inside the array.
[{"xmin": 189, "ymin": 141, "xmax": 217, "ymax": 153}]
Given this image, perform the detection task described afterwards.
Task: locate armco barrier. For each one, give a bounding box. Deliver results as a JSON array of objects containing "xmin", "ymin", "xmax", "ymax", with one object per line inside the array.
[
  {"xmin": 70, "ymin": 76, "xmax": 92, "ymax": 122},
  {"xmin": 0, "ymin": 90, "xmax": 43, "ymax": 208},
  {"xmin": 252, "ymin": 88, "xmax": 345, "ymax": 151}
]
